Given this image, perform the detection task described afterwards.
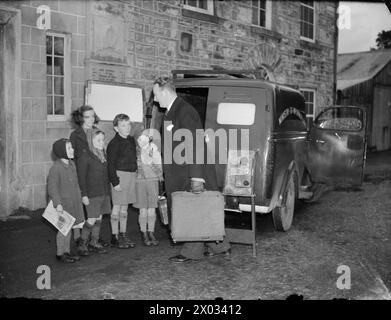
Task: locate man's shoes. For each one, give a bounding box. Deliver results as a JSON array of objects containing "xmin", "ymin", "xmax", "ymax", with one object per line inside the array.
[
  {"xmin": 204, "ymin": 249, "xmax": 232, "ymax": 259},
  {"xmin": 168, "ymin": 254, "xmax": 193, "ymax": 263}
]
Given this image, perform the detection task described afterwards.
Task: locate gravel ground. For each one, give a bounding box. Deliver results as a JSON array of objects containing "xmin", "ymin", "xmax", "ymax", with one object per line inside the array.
[{"xmin": 1, "ymin": 152, "xmax": 390, "ymax": 300}]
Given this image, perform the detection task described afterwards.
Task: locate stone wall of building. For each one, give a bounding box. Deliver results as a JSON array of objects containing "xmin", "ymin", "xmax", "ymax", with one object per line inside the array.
[{"xmin": 0, "ymin": 0, "xmax": 337, "ymax": 213}]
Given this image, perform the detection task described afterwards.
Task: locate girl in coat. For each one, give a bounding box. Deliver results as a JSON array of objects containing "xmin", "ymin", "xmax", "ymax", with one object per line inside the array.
[
  {"xmin": 77, "ymin": 129, "xmax": 111, "ymax": 255},
  {"xmin": 70, "ymin": 105, "xmax": 110, "ymax": 249},
  {"xmin": 47, "ymin": 139, "xmax": 84, "ymax": 263}
]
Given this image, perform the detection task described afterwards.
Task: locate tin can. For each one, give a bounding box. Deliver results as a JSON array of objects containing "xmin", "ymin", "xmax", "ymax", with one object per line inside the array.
[{"xmin": 158, "ymin": 195, "xmax": 169, "ymax": 225}]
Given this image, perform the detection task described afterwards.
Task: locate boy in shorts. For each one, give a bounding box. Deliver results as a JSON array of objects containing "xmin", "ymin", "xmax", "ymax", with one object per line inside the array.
[{"xmin": 107, "ymin": 114, "xmax": 137, "ymax": 249}]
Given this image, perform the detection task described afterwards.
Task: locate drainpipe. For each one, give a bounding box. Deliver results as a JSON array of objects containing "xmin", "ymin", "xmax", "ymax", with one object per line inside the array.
[{"xmin": 333, "ymin": 1, "xmax": 339, "ymax": 105}]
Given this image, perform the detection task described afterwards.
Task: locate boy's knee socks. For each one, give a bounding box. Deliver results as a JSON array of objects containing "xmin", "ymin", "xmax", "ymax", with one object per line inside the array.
[
  {"xmin": 81, "ymin": 222, "xmax": 94, "ymax": 241},
  {"xmin": 110, "ymin": 214, "xmax": 119, "ymax": 235},
  {"xmin": 119, "ymin": 210, "xmax": 128, "ymax": 234},
  {"xmin": 139, "ymin": 209, "xmax": 148, "ymax": 232},
  {"xmin": 147, "ymin": 208, "xmax": 156, "ymax": 232},
  {"xmin": 91, "ymin": 220, "xmax": 102, "ymax": 242},
  {"xmin": 73, "ymin": 228, "xmax": 81, "ymax": 240}
]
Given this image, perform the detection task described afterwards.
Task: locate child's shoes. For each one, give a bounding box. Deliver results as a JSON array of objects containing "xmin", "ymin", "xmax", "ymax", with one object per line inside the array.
[
  {"xmin": 147, "ymin": 231, "xmax": 159, "ymax": 246},
  {"xmin": 56, "ymin": 254, "xmax": 75, "ymax": 263},
  {"xmin": 88, "ymin": 240, "xmax": 107, "ymax": 254},
  {"xmin": 64, "ymin": 252, "xmax": 80, "ymax": 261},
  {"xmin": 142, "ymin": 232, "xmax": 152, "ymax": 246},
  {"xmin": 77, "ymin": 238, "xmax": 90, "ymax": 256},
  {"xmin": 111, "ymin": 234, "xmax": 130, "ymax": 249},
  {"xmin": 120, "ymin": 232, "xmax": 135, "ymax": 248}
]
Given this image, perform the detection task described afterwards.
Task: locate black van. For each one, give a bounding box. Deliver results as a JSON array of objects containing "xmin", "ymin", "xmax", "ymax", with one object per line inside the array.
[{"xmin": 162, "ymin": 70, "xmax": 367, "ymax": 235}]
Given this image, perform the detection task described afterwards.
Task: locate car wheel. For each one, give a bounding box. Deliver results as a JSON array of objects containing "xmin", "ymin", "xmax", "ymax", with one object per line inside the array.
[{"xmin": 272, "ymin": 174, "xmax": 295, "ymax": 231}]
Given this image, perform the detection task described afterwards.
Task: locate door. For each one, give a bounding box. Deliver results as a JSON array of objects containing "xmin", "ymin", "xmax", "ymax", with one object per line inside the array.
[
  {"xmin": 372, "ymin": 86, "xmax": 391, "ymax": 151},
  {"xmin": 307, "ymin": 106, "xmax": 367, "ymax": 186},
  {"xmin": 204, "ymin": 86, "xmax": 268, "ymax": 193},
  {"xmin": 0, "ymin": 22, "xmax": 6, "ymax": 214}
]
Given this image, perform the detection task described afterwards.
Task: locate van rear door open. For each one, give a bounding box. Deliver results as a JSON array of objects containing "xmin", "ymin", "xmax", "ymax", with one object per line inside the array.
[{"xmin": 307, "ymin": 106, "xmax": 367, "ymax": 186}]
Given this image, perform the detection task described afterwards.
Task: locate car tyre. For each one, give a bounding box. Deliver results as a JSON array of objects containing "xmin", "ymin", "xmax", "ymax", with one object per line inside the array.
[{"xmin": 272, "ymin": 174, "xmax": 295, "ymax": 231}]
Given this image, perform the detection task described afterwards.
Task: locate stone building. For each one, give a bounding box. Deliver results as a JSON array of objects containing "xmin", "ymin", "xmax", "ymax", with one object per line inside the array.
[{"xmin": 0, "ymin": 0, "xmax": 338, "ymax": 216}]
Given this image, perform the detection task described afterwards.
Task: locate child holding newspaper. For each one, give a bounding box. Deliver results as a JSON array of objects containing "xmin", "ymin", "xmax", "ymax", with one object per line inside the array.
[{"xmin": 47, "ymin": 138, "xmax": 85, "ymax": 263}]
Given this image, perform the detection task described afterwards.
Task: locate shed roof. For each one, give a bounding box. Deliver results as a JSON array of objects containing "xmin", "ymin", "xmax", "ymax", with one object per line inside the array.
[{"xmin": 337, "ymin": 49, "xmax": 391, "ymax": 90}]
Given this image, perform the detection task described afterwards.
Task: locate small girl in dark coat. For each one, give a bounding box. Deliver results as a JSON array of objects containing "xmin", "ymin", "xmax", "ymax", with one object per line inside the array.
[
  {"xmin": 77, "ymin": 130, "xmax": 111, "ymax": 255},
  {"xmin": 47, "ymin": 139, "xmax": 84, "ymax": 263},
  {"xmin": 70, "ymin": 105, "xmax": 110, "ymax": 249}
]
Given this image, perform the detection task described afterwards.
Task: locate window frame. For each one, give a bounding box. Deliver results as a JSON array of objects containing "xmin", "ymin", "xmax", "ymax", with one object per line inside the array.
[
  {"xmin": 251, "ymin": 0, "xmax": 272, "ymax": 30},
  {"xmin": 183, "ymin": 0, "xmax": 214, "ymax": 15},
  {"xmin": 299, "ymin": 1, "xmax": 315, "ymax": 43},
  {"xmin": 216, "ymin": 102, "xmax": 256, "ymax": 126},
  {"xmin": 46, "ymin": 32, "xmax": 71, "ymax": 122},
  {"xmin": 300, "ymin": 88, "xmax": 316, "ymax": 125}
]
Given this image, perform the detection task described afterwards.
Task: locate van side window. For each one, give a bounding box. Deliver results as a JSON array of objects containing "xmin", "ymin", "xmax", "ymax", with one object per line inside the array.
[{"xmin": 217, "ymin": 103, "xmax": 256, "ymax": 125}]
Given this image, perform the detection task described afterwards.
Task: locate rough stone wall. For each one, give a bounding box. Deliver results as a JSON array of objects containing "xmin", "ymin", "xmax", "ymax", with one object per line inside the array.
[
  {"xmin": 86, "ymin": 0, "xmax": 337, "ymax": 108},
  {"xmin": 1, "ymin": 0, "xmax": 337, "ymax": 212},
  {"xmin": 1, "ymin": 0, "xmax": 88, "ymax": 211}
]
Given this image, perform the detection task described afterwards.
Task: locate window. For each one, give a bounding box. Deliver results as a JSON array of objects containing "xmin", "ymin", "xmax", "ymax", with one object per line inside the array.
[
  {"xmin": 250, "ymin": 0, "xmax": 272, "ymax": 29},
  {"xmin": 183, "ymin": 0, "xmax": 214, "ymax": 15},
  {"xmin": 217, "ymin": 103, "xmax": 256, "ymax": 125},
  {"xmin": 300, "ymin": 1, "xmax": 315, "ymax": 42},
  {"xmin": 300, "ymin": 89, "xmax": 316, "ymax": 127},
  {"xmin": 315, "ymin": 107, "xmax": 363, "ymax": 132},
  {"xmin": 46, "ymin": 33, "xmax": 70, "ymax": 121}
]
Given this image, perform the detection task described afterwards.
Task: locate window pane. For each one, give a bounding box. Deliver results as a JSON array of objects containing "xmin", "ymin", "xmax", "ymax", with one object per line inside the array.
[
  {"xmin": 252, "ymin": 7, "xmax": 258, "ymax": 25},
  {"xmin": 54, "ymin": 37, "xmax": 64, "ymax": 56},
  {"xmin": 187, "ymin": 0, "xmax": 197, "ymax": 7},
  {"xmin": 259, "ymin": 10, "xmax": 265, "ymax": 27},
  {"xmin": 53, "ymin": 57, "xmax": 64, "ymax": 75},
  {"xmin": 46, "ymin": 36, "xmax": 52, "ymax": 55},
  {"xmin": 260, "ymin": 0, "xmax": 266, "ymax": 9},
  {"xmin": 54, "ymin": 96, "xmax": 64, "ymax": 115},
  {"xmin": 199, "ymin": 0, "xmax": 207, "ymax": 10},
  {"xmin": 47, "ymin": 96, "xmax": 53, "ymax": 115},
  {"xmin": 47, "ymin": 76, "xmax": 52, "ymax": 94},
  {"xmin": 46, "ymin": 57, "xmax": 52, "ymax": 75},
  {"xmin": 306, "ymin": 103, "xmax": 313, "ymax": 115},
  {"xmin": 217, "ymin": 103, "xmax": 256, "ymax": 125},
  {"xmin": 54, "ymin": 77, "xmax": 64, "ymax": 95},
  {"xmin": 309, "ymin": 9, "xmax": 314, "ymax": 24}
]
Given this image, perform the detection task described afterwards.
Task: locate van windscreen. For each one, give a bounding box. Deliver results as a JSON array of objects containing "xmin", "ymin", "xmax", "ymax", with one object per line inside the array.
[{"xmin": 176, "ymin": 87, "xmax": 209, "ymax": 128}]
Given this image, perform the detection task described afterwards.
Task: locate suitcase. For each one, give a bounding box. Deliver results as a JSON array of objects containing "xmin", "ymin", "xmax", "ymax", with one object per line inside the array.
[{"xmin": 171, "ymin": 191, "xmax": 225, "ymax": 242}]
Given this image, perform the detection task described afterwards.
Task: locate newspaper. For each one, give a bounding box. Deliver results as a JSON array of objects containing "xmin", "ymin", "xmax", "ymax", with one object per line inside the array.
[{"xmin": 42, "ymin": 200, "xmax": 76, "ymax": 236}]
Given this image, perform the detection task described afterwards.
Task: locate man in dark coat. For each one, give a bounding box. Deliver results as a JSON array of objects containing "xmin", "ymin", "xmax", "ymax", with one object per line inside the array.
[{"xmin": 152, "ymin": 77, "xmax": 231, "ymax": 262}]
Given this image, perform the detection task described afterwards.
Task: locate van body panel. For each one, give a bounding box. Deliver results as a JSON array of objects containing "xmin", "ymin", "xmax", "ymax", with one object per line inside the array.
[{"xmin": 171, "ymin": 77, "xmax": 368, "ymax": 215}]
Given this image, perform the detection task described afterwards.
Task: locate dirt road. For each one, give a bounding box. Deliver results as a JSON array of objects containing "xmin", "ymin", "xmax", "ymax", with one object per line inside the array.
[{"xmin": 1, "ymin": 152, "xmax": 390, "ymax": 299}]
